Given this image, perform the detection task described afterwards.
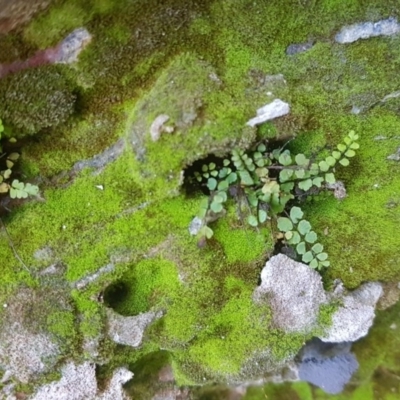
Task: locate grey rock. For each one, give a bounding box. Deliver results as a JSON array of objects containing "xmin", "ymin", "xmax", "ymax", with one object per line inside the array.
[
  {"xmin": 253, "ymin": 254, "xmax": 327, "ymax": 333},
  {"xmin": 254, "ymin": 256, "xmax": 382, "ymax": 343},
  {"xmin": 297, "ymin": 338, "xmax": 359, "ymax": 394},
  {"xmin": 31, "ymin": 362, "xmax": 97, "ymax": 400},
  {"xmin": 97, "ymin": 367, "xmax": 134, "ymax": 400},
  {"xmin": 188, "ymin": 216, "xmax": 203, "ymax": 236},
  {"xmin": 335, "ymin": 17, "xmax": 400, "ymax": 44},
  {"xmin": 74, "ymin": 263, "xmax": 115, "ymax": 290},
  {"xmin": 150, "ymin": 114, "xmax": 173, "ymax": 142},
  {"xmin": 31, "ymin": 362, "xmax": 133, "ymax": 400},
  {"xmin": 106, "ymin": 308, "xmax": 162, "ymax": 347},
  {"xmin": 286, "ymin": 41, "xmax": 314, "ymax": 55},
  {"xmin": 0, "ymin": 288, "xmax": 62, "ymax": 383},
  {"xmin": 321, "ymin": 282, "xmax": 383, "ymax": 342},
  {"xmin": 325, "ymin": 180, "xmax": 347, "ymax": 200},
  {"xmin": 246, "ymin": 99, "xmax": 290, "ymax": 127},
  {"xmin": 56, "ymin": 28, "xmax": 92, "ymax": 64}
]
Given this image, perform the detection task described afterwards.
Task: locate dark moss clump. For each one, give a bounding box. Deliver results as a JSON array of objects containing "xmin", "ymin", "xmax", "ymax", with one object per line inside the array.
[{"xmin": 0, "ymin": 65, "xmax": 77, "ymax": 136}]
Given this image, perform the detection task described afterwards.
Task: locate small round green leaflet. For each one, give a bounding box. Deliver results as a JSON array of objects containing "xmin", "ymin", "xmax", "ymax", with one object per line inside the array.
[
  {"xmin": 305, "ymin": 231, "xmax": 317, "ymax": 243},
  {"xmin": 199, "ymin": 226, "xmax": 214, "ymax": 239},
  {"xmin": 302, "ymin": 251, "xmax": 313, "ymax": 263},
  {"xmin": 247, "ymin": 215, "xmax": 258, "ymax": 227},
  {"xmin": 319, "ymin": 160, "xmax": 329, "ymax": 172},
  {"xmin": 210, "ymin": 202, "xmax": 223, "ymax": 213},
  {"xmin": 317, "ymin": 252, "xmax": 328, "ymax": 261},
  {"xmin": 298, "ymin": 220, "xmax": 311, "ymax": 235},
  {"xmin": 288, "ymin": 231, "xmax": 301, "ymax": 244},
  {"xmin": 324, "ymin": 173, "xmax": 336, "ymax": 184},
  {"xmin": 332, "ymin": 151, "xmax": 341, "ymax": 160},
  {"xmin": 280, "ymin": 182, "xmax": 294, "ymax": 193},
  {"xmin": 209, "ymin": 162, "xmax": 216, "ymax": 170},
  {"xmin": 258, "ymin": 209, "xmax": 268, "ymax": 223},
  {"xmin": 280, "ymin": 169, "xmax": 294, "ymax": 182},
  {"xmin": 298, "ymin": 179, "xmax": 313, "ymax": 191},
  {"xmin": 227, "ymin": 172, "xmax": 237, "ymax": 184},
  {"xmin": 350, "ymin": 142, "xmax": 360, "ymax": 150},
  {"xmin": 285, "ymin": 231, "xmax": 293, "ymax": 240},
  {"xmin": 223, "ymin": 159, "xmax": 230, "ymax": 166},
  {"xmin": 239, "ymin": 170, "xmax": 254, "ymax": 186},
  {"xmin": 309, "ymin": 258, "xmax": 319, "ymax": 268},
  {"xmin": 290, "ymin": 206, "xmax": 303, "ymax": 223},
  {"xmin": 345, "ymin": 149, "xmax": 356, "ymax": 158},
  {"xmin": 207, "ymin": 178, "xmax": 217, "ymax": 191},
  {"xmin": 296, "ymin": 242, "xmax": 306, "ymax": 255},
  {"xmin": 312, "ymin": 243, "xmax": 323, "ymax": 254},
  {"xmin": 257, "ymin": 143, "xmax": 266, "ymax": 152},
  {"xmin": 339, "ymin": 158, "xmax": 350, "ymax": 167},
  {"xmin": 326, "ymin": 156, "xmax": 336, "ymax": 167},
  {"xmin": 295, "ymin": 154, "xmax": 308, "ymax": 166},
  {"xmin": 312, "ymin": 177, "xmax": 323, "ymax": 188},
  {"xmin": 279, "ymin": 151, "xmax": 292, "ymax": 166},
  {"xmin": 277, "ymin": 217, "xmax": 293, "ymax": 232},
  {"xmin": 320, "ymin": 260, "xmax": 330, "ymax": 267},
  {"xmin": 337, "ymin": 143, "xmax": 346, "ymax": 152},
  {"xmin": 247, "ymin": 192, "xmax": 258, "ymax": 207}
]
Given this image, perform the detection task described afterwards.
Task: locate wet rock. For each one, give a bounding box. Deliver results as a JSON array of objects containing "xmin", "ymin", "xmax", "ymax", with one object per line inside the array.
[
  {"xmin": 286, "ymin": 41, "xmax": 314, "ymax": 55},
  {"xmin": 106, "ymin": 308, "xmax": 162, "ymax": 347},
  {"xmin": 321, "ymin": 282, "xmax": 383, "ymax": 342},
  {"xmin": 335, "ymin": 17, "xmax": 400, "ymax": 44},
  {"xmin": 56, "ymin": 28, "xmax": 92, "ymax": 64},
  {"xmin": 31, "ymin": 362, "xmax": 133, "ymax": 400},
  {"xmin": 253, "ymin": 254, "xmax": 327, "ymax": 333},
  {"xmin": 297, "ymin": 338, "xmax": 359, "ymax": 394},
  {"xmin": 246, "ymin": 99, "xmax": 290, "ymax": 127}
]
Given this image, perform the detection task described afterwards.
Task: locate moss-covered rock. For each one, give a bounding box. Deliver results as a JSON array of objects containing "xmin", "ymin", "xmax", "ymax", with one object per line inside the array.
[{"xmin": 0, "ymin": 65, "xmax": 76, "ymax": 136}]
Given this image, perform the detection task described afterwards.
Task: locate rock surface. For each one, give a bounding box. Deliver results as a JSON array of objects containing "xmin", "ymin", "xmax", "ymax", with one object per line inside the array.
[
  {"xmin": 254, "ymin": 254, "xmax": 327, "ymax": 333},
  {"xmin": 286, "ymin": 41, "xmax": 314, "ymax": 55},
  {"xmin": 254, "ymin": 255, "xmax": 382, "ymax": 342},
  {"xmin": 246, "ymin": 99, "xmax": 290, "ymax": 127},
  {"xmin": 31, "ymin": 362, "xmax": 133, "ymax": 400},
  {"xmin": 0, "ymin": 288, "xmax": 62, "ymax": 383},
  {"xmin": 56, "ymin": 28, "xmax": 92, "ymax": 64},
  {"xmin": 106, "ymin": 308, "xmax": 161, "ymax": 347},
  {"xmin": 335, "ymin": 17, "xmax": 400, "ymax": 43},
  {"xmin": 321, "ymin": 282, "xmax": 383, "ymax": 342}
]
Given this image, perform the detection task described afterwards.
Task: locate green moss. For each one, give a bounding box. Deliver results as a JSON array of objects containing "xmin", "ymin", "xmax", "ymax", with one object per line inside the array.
[
  {"xmin": 213, "ymin": 207, "xmax": 272, "ymax": 264},
  {"xmin": 106, "ymin": 258, "xmax": 181, "ymax": 316}
]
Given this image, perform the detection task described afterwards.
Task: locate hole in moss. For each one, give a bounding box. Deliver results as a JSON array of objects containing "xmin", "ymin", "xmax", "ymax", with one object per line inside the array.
[{"xmin": 103, "ymin": 281, "xmax": 130, "ymax": 312}]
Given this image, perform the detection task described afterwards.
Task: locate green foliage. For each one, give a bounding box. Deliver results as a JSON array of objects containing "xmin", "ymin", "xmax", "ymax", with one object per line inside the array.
[
  {"xmin": 0, "ymin": 118, "xmax": 39, "ymax": 199},
  {"xmin": 192, "ymin": 131, "xmax": 359, "ymax": 269},
  {"xmin": 0, "ymin": 66, "xmax": 76, "ymax": 136}
]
